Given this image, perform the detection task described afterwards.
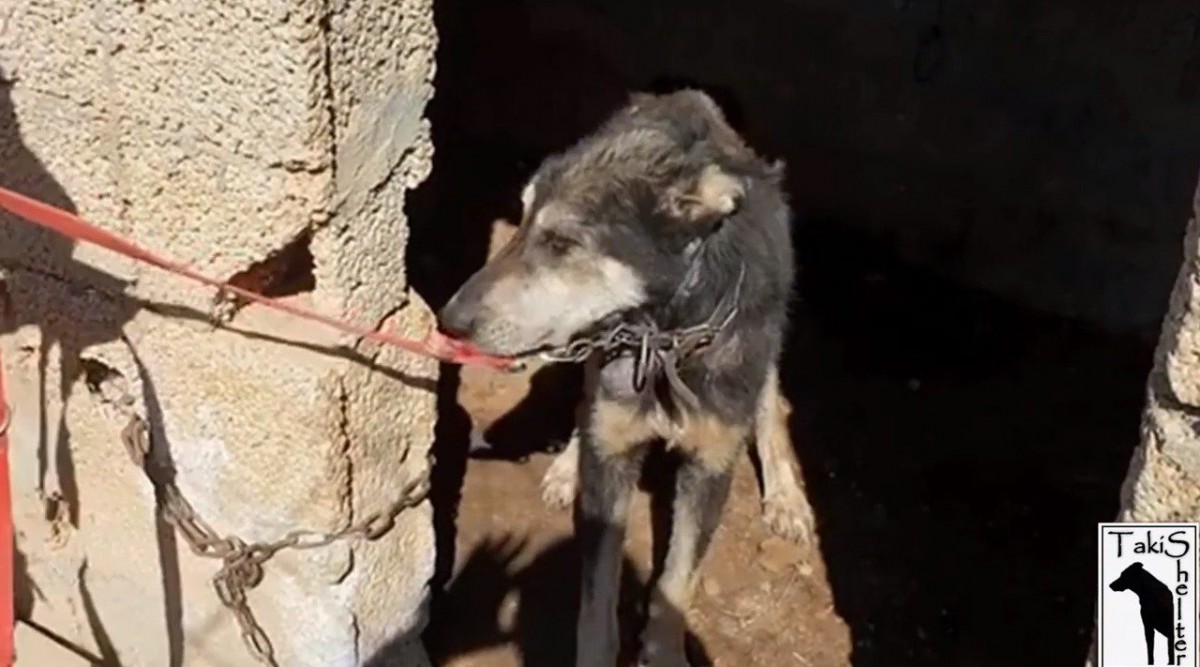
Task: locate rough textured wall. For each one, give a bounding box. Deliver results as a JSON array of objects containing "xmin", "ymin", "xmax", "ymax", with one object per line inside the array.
[
  {"xmin": 1085, "ymin": 175, "xmax": 1200, "ymax": 666},
  {"xmin": 1116, "ymin": 175, "xmax": 1200, "ymax": 524},
  {"xmin": 0, "ymin": 1, "xmax": 437, "ymax": 665},
  {"xmin": 441, "ymin": 0, "xmax": 1200, "ymax": 334}
]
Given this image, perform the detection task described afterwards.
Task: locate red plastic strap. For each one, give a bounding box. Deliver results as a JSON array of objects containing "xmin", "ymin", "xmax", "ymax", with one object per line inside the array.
[
  {"xmin": 0, "ymin": 187, "xmax": 515, "ymax": 371},
  {"xmin": 0, "ymin": 351, "xmax": 12, "ymax": 666}
]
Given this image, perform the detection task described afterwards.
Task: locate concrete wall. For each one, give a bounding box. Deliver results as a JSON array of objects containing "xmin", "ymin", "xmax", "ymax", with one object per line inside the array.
[
  {"xmin": 0, "ymin": 1, "xmax": 438, "ymax": 665},
  {"xmin": 1085, "ymin": 176, "xmax": 1200, "ymax": 666},
  {"xmin": 438, "ymin": 0, "xmax": 1200, "ymax": 335},
  {"xmin": 1115, "ymin": 175, "xmax": 1200, "ymax": 533}
]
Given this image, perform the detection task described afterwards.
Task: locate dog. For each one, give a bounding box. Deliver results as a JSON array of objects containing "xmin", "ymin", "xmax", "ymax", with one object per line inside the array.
[
  {"xmin": 1109, "ymin": 562, "xmax": 1176, "ymax": 665},
  {"xmin": 438, "ymin": 89, "xmax": 805, "ymax": 667},
  {"xmin": 539, "ymin": 368, "xmax": 813, "ymax": 543}
]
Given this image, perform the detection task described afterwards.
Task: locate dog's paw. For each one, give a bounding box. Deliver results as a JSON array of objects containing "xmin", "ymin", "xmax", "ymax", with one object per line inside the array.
[
  {"xmin": 539, "ymin": 454, "xmax": 578, "ymax": 509},
  {"xmin": 762, "ymin": 487, "xmax": 816, "ymax": 545}
]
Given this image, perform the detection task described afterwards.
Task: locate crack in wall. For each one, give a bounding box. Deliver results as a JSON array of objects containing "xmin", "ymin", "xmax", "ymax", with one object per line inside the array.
[
  {"xmin": 317, "ymin": 4, "xmax": 358, "ymax": 592},
  {"xmin": 319, "ymin": 1, "xmax": 338, "ymax": 196},
  {"xmin": 333, "ymin": 375, "xmax": 357, "ymax": 545}
]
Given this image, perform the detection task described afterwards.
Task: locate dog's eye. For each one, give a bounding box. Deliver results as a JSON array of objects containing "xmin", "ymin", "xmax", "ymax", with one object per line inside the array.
[{"xmin": 540, "ymin": 231, "xmax": 578, "ymax": 254}]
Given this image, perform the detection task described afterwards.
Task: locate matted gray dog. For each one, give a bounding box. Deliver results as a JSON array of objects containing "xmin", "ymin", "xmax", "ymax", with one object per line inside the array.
[{"xmin": 438, "ymin": 89, "xmax": 814, "ymax": 667}]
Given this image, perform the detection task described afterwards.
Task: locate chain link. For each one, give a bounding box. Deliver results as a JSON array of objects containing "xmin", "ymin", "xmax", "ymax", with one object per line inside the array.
[
  {"xmin": 121, "ymin": 414, "xmax": 431, "ymax": 666},
  {"xmin": 539, "ymin": 318, "xmax": 718, "ymax": 366},
  {"xmin": 538, "ymin": 316, "xmax": 726, "ymax": 414},
  {"xmin": 538, "ymin": 266, "xmax": 745, "ymax": 413},
  {"xmin": 540, "ymin": 264, "xmax": 745, "ymax": 367}
]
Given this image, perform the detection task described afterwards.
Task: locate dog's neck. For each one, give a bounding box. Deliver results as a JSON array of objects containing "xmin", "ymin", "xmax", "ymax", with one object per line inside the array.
[
  {"xmin": 648, "ymin": 227, "xmax": 746, "ymax": 332},
  {"xmin": 588, "ymin": 230, "xmax": 746, "ymax": 414}
]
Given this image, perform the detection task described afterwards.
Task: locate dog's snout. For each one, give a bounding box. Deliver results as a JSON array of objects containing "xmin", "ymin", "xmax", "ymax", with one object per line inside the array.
[{"xmin": 437, "ymin": 296, "xmax": 477, "ymax": 339}]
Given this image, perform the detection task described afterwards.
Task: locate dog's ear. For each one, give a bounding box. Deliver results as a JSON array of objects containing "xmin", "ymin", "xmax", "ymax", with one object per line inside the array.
[
  {"xmin": 660, "ymin": 164, "xmax": 745, "ymax": 227},
  {"xmin": 629, "ymin": 92, "xmax": 654, "ymax": 108},
  {"xmin": 520, "ymin": 177, "xmax": 538, "ymax": 216}
]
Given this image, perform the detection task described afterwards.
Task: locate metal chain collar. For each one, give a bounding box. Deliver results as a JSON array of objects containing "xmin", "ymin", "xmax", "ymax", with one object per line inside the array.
[
  {"xmin": 540, "ymin": 265, "xmax": 746, "ymax": 411},
  {"xmin": 121, "ymin": 414, "xmax": 431, "ymax": 666}
]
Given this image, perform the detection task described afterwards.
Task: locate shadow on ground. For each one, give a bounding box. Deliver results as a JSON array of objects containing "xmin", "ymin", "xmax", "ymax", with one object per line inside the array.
[{"xmin": 782, "ymin": 220, "xmax": 1148, "ymax": 666}]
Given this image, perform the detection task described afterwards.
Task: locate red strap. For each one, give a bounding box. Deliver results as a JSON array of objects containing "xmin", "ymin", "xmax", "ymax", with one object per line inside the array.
[
  {"xmin": 0, "ymin": 352, "xmax": 11, "ymax": 666},
  {"xmin": 0, "ymin": 187, "xmax": 515, "ymax": 371}
]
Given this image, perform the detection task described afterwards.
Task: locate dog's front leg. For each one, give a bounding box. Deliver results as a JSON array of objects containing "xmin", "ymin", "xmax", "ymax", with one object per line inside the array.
[
  {"xmin": 576, "ymin": 424, "xmax": 646, "ymax": 667},
  {"xmin": 639, "ymin": 445, "xmax": 740, "ymax": 667},
  {"xmin": 542, "ymin": 428, "xmax": 581, "ymax": 507},
  {"xmin": 756, "ymin": 365, "xmax": 815, "ymax": 543}
]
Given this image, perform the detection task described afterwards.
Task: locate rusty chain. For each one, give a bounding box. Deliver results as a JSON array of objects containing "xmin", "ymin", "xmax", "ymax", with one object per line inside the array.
[
  {"xmin": 121, "ymin": 414, "xmax": 431, "ymax": 666},
  {"xmin": 538, "ymin": 315, "xmax": 728, "ymax": 366},
  {"xmin": 539, "ymin": 264, "xmax": 746, "ymax": 412}
]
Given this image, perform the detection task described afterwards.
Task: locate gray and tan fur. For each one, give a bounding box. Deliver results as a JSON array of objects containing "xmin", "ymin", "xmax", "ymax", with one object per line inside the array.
[
  {"xmin": 540, "ymin": 363, "xmax": 813, "ymax": 543},
  {"xmin": 439, "ymin": 90, "xmax": 812, "ymax": 667}
]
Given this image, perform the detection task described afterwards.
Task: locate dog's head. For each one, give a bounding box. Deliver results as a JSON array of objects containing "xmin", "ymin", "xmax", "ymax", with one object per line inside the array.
[
  {"xmin": 1108, "ymin": 562, "xmax": 1145, "ymax": 592},
  {"xmin": 437, "ymin": 90, "xmax": 764, "ymax": 357}
]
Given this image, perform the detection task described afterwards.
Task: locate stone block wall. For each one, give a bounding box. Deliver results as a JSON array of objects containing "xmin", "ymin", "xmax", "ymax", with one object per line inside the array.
[
  {"xmin": 1120, "ymin": 174, "xmax": 1200, "ymax": 524},
  {"xmin": 0, "ymin": 1, "xmax": 439, "ymax": 665},
  {"xmin": 1085, "ymin": 174, "xmax": 1200, "ymax": 665}
]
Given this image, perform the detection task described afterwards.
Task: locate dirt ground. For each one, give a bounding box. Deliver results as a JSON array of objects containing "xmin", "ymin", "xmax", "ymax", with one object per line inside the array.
[
  {"xmin": 429, "ymin": 363, "xmax": 849, "ymax": 667},
  {"xmin": 416, "ymin": 220, "xmax": 1152, "ymax": 667}
]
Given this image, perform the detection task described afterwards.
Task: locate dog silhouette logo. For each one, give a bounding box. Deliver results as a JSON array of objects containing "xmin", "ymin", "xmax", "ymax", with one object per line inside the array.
[
  {"xmin": 1099, "ymin": 524, "xmax": 1199, "ymax": 666},
  {"xmin": 1109, "ymin": 562, "xmax": 1178, "ymax": 664}
]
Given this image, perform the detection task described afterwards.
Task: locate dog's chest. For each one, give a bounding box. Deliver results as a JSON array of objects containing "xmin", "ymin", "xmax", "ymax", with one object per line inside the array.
[
  {"xmin": 593, "ymin": 356, "xmax": 748, "ymax": 469},
  {"xmin": 596, "ymin": 355, "xmax": 647, "ymax": 401},
  {"xmin": 596, "ymin": 355, "xmax": 698, "ymax": 412}
]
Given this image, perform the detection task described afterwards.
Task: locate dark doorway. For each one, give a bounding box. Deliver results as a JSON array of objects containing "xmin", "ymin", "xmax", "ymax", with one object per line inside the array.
[{"xmin": 407, "ymin": 1, "xmax": 1196, "ymax": 665}]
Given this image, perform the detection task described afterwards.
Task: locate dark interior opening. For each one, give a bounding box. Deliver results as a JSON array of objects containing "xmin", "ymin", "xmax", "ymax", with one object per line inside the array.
[
  {"xmin": 222, "ymin": 229, "xmax": 316, "ymax": 306},
  {"xmin": 405, "ymin": 1, "xmax": 1200, "ymax": 665}
]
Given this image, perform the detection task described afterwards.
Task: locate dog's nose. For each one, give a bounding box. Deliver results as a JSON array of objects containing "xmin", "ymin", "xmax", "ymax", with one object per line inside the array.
[{"xmin": 437, "ymin": 298, "xmax": 476, "ymax": 339}]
